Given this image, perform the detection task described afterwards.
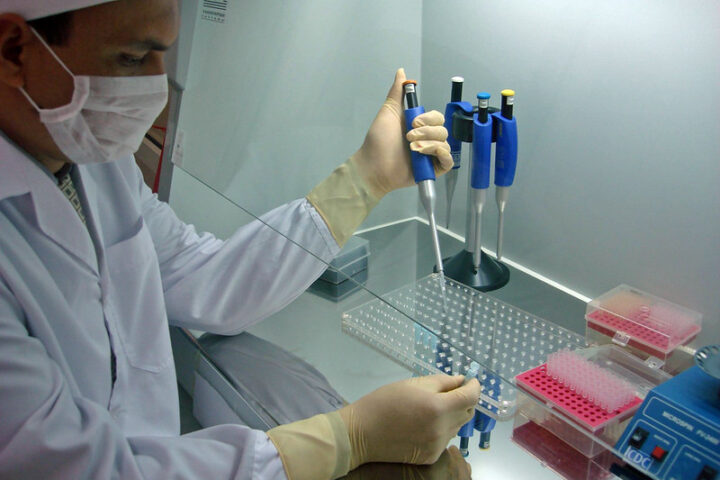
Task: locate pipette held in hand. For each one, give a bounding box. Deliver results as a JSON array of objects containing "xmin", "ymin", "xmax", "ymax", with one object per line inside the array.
[
  {"xmin": 403, "ymin": 80, "xmax": 445, "ymax": 279},
  {"xmin": 493, "ymin": 89, "xmax": 518, "ymax": 262},
  {"xmin": 458, "ymin": 361, "xmax": 481, "ymax": 456},
  {"xmin": 403, "ymin": 80, "xmax": 447, "ymax": 311}
]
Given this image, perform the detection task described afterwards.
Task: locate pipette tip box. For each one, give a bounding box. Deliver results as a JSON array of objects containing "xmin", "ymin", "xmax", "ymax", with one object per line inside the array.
[
  {"xmin": 309, "ymin": 236, "xmax": 369, "ymax": 301},
  {"xmin": 585, "ymin": 285, "xmax": 702, "ymax": 366},
  {"xmin": 514, "ymin": 345, "xmax": 670, "ymax": 457},
  {"xmin": 310, "ymin": 269, "xmax": 368, "ymax": 301},
  {"xmin": 515, "ymin": 364, "xmax": 641, "ymax": 433},
  {"xmin": 319, "ymin": 236, "xmax": 369, "ymax": 283}
]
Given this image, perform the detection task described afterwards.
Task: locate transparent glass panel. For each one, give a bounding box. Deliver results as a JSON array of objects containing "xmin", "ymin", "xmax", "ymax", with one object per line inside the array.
[
  {"xmin": 161, "ymin": 5, "xmax": 720, "ymax": 479},
  {"xmin": 172, "ymin": 164, "xmax": 672, "ymax": 480}
]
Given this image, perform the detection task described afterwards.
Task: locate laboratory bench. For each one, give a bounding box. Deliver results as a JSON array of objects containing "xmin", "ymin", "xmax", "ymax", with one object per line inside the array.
[
  {"xmin": 247, "ymin": 219, "xmax": 591, "ymax": 480},
  {"xmin": 175, "ymin": 219, "xmax": 620, "ymax": 480}
]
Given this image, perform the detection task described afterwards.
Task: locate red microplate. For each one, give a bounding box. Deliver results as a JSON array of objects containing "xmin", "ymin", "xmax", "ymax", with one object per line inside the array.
[
  {"xmin": 515, "ymin": 364, "xmax": 642, "ymax": 432},
  {"xmin": 586, "ymin": 310, "xmax": 700, "ymax": 355}
]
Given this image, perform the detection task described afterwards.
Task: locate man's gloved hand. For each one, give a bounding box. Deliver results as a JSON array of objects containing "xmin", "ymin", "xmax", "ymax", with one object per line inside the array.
[
  {"xmin": 266, "ymin": 374, "xmax": 480, "ymax": 480},
  {"xmin": 338, "ymin": 374, "xmax": 481, "ymax": 469},
  {"xmin": 350, "ymin": 67, "xmax": 453, "ymax": 199},
  {"xmin": 307, "ymin": 68, "xmax": 452, "ymax": 246}
]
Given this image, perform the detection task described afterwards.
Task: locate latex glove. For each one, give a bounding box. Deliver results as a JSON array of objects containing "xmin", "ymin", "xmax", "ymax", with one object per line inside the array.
[
  {"xmin": 343, "ymin": 446, "xmax": 472, "ymax": 480},
  {"xmin": 307, "ymin": 68, "xmax": 452, "ymax": 246},
  {"xmin": 351, "ymin": 67, "xmax": 453, "ymax": 199},
  {"xmin": 267, "ymin": 411, "xmax": 352, "ymax": 480},
  {"xmin": 339, "ymin": 374, "xmax": 481, "ymax": 469},
  {"xmin": 266, "ymin": 375, "xmax": 480, "ymax": 480}
]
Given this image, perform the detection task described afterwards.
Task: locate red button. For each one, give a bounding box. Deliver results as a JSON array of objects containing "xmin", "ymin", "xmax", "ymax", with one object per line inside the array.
[{"xmin": 651, "ymin": 446, "xmax": 667, "ymax": 461}]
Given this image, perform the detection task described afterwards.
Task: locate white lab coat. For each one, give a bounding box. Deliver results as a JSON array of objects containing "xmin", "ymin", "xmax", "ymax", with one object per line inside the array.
[{"xmin": 0, "ymin": 133, "xmax": 340, "ymax": 479}]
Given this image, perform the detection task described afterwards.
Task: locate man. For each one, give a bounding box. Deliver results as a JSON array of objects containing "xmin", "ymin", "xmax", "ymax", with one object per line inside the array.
[{"xmin": 0, "ymin": 1, "xmax": 481, "ymax": 479}]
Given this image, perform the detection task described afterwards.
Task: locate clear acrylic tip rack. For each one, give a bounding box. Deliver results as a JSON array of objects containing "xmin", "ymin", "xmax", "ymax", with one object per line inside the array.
[{"xmin": 342, "ymin": 273, "xmax": 586, "ymax": 420}]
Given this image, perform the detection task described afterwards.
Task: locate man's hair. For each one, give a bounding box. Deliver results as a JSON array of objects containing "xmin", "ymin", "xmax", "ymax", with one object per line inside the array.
[{"xmin": 27, "ymin": 12, "xmax": 73, "ymax": 45}]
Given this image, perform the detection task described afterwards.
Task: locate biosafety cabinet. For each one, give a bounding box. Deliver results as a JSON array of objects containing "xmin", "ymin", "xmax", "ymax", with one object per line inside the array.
[{"xmin": 157, "ymin": 2, "xmax": 720, "ymax": 479}]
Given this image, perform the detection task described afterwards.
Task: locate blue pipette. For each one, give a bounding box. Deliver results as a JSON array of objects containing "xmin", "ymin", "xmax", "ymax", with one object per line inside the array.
[
  {"xmin": 491, "ymin": 89, "xmax": 518, "ymax": 261},
  {"xmin": 403, "ymin": 80, "xmax": 445, "ymax": 280},
  {"xmin": 443, "ymin": 76, "xmax": 467, "ymax": 228},
  {"xmin": 470, "ymin": 92, "xmax": 493, "ymax": 271},
  {"xmin": 458, "ymin": 361, "xmax": 481, "ymax": 456}
]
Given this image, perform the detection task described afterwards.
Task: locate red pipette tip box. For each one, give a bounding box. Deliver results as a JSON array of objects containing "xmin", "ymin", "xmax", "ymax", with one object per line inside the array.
[{"xmin": 516, "ymin": 364, "xmax": 642, "ymax": 432}]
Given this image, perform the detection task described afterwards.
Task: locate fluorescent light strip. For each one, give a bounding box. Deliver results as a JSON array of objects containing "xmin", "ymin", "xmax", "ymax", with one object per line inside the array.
[{"xmin": 358, "ymin": 216, "xmax": 592, "ymax": 304}]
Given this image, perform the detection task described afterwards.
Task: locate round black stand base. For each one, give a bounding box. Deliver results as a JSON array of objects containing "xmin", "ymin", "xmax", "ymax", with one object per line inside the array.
[{"xmin": 436, "ymin": 249, "xmax": 510, "ymax": 292}]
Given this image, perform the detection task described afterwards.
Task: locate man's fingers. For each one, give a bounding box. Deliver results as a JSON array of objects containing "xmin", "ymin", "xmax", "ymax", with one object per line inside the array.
[
  {"xmin": 433, "ymin": 145, "xmax": 453, "ymax": 173},
  {"xmin": 409, "ymin": 373, "xmax": 465, "ymax": 393},
  {"xmin": 412, "ymin": 109, "xmax": 444, "ymax": 128},
  {"xmin": 409, "ymin": 142, "xmax": 452, "ymax": 173},
  {"xmin": 385, "ymin": 68, "xmax": 407, "ymax": 106},
  {"xmin": 441, "ymin": 377, "xmax": 482, "ymax": 411},
  {"xmin": 406, "ymin": 125, "xmax": 448, "ymax": 143}
]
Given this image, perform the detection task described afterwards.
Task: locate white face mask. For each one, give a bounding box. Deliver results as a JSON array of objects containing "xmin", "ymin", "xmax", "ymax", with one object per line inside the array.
[{"xmin": 20, "ymin": 28, "xmax": 169, "ymax": 165}]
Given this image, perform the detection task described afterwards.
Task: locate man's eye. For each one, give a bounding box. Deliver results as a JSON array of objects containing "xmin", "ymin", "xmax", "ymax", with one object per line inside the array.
[{"xmin": 119, "ymin": 54, "xmax": 146, "ymax": 66}]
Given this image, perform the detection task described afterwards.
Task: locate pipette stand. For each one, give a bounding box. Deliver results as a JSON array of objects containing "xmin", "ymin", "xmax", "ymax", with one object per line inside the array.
[
  {"xmin": 440, "ymin": 249, "xmax": 509, "ymax": 292},
  {"xmin": 439, "ymin": 102, "xmax": 512, "ymax": 292}
]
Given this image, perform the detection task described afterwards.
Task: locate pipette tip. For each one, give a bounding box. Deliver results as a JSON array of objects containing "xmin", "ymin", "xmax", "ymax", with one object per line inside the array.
[
  {"xmin": 435, "ymin": 271, "xmax": 448, "ymax": 314},
  {"xmin": 465, "ymin": 361, "xmax": 481, "ymax": 383}
]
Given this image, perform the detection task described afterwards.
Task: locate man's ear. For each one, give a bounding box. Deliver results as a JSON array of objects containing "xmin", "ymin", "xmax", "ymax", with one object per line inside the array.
[{"xmin": 0, "ymin": 14, "xmax": 33, "ymax": 88}]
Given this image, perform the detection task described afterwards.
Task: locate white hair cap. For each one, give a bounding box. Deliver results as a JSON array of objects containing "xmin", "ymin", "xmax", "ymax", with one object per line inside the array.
[{"xmin": 1, "ymin": 0, "xmax": 118, "ymax": 20}]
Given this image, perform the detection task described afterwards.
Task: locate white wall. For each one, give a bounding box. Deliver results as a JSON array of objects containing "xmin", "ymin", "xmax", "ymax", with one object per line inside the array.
[
  {"xmin": 169, "ymin": 0, "xmax": 423, "ymax": 233},
  {"xmin": 421, "ymin": 0, "xmax": 720, "ymax": 342},
  {"xmin": 169, "ymin": 0, "xmax": 719, "ymax": 343}
]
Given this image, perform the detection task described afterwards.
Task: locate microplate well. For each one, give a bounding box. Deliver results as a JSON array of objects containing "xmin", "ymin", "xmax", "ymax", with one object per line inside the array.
[{"xmin": 342, "ymin": 273, "xmax": 586, "ymax": 419}]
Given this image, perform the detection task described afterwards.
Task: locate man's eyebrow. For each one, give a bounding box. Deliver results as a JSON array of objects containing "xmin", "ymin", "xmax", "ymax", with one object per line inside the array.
[{"xmin": 128, "ymin": 39, "xmax": 172, "ymax": 52}]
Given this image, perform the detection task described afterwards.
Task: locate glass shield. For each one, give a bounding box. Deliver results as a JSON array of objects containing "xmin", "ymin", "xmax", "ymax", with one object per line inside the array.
[
  {"xmin": 170, "ymin": 162, "xmax": 669, "ymax": 480},
  {"xmin": 159, "ymin": 4, "xmax": 713, "ymax": 477}
]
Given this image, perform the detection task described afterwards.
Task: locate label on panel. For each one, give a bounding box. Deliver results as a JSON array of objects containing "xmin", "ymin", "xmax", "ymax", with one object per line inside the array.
[{"xmin": 201, "ymin": 0, "xmax": 228, "ymax": 24}]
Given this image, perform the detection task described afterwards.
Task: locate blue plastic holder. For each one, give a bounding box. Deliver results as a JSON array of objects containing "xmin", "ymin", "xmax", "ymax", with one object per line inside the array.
[
  {"xmin": 404, "ymin": 105, "xmax": 436, "ymax": 183},
  {"xmin": 491, "ymin": 112, "xmax": 518, "ymax": 187},
  {"xmin": 444, "ymin": 101, "xmax": 473, "ymax": 167}
]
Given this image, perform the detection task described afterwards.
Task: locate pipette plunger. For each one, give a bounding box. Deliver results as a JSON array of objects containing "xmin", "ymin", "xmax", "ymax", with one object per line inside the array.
[
  {"xmin": 478, "ymin": 93, "xmax": 490, "ymax": 124},
  {"xmin": 501, "ymin": 89, "xmax": 514, "ymax": 120},
  {"xmin": 451, "ymin": 76, "xmax": 464, "ymax": 102}
]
